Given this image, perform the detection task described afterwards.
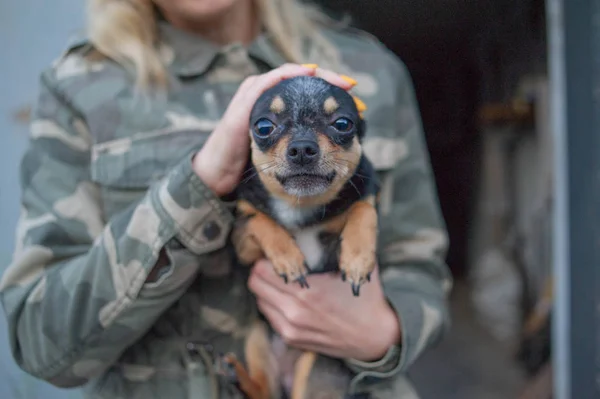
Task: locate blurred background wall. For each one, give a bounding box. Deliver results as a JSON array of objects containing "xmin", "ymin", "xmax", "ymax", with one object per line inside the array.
[
  {"xmin": 321, "ymin": 0, "xmax": 548, "ymax": 280},
  {"xmin": 317, "ymin": 1, "xmax": 552, "ymax": 396}
]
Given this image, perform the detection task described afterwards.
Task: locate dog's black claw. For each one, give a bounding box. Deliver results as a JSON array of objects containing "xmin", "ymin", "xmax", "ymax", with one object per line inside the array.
[
  {"xmin": 297, "ymin": 275, "xmax": 310, "ymax": 289},
  {"xmin": 351, "ymin": 282, "xmax": 360, "ymax": 297},
  {"xmin": 341, "ymin": 270, "xmax": 346, "ymax": 281},
  {"xmin": 366, "ymin": 272, "xmax": 371, "ymax": 282},
  {"xmin": 280, "ymin": 274, "xmax": 288, "ymax": 284}
]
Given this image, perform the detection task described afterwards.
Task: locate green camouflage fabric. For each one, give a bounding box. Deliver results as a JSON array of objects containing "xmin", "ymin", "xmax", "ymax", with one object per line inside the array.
[{"xmin": 0, "ymin": 19, "xmax": 452, "ymax": 399}]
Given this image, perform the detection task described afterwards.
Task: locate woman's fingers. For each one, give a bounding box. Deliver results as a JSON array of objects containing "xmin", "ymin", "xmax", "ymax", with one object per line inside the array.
[
  {"xmin": 256, "ymin": 298, "xmax": 300, "ymax": 342},
  {"xmin": 314, "ymin": 67, "xmax": 356, "ymax": 91},
  {"xmin": 243, "ymin": 63, "xmax": 357, "ymax": 106},
  {"xmin": 244, "ymin": 63, "xmax": 317, "ymax": 102},
  {"xmin": 248, "ymin": 264, "xmax": 322, "ymax": 332},
  {"xmin": 248, "ymin": 266, "xmax": 293, "ymax": 307},
  {"xmin": 301, "ymin": 63, "xmax": 357, "ymax": 91},
  {"xmin": 250, "ymin": 259, "xmax": 304, "ymax": 296},
  {"xmin": 256, "ymin": 298, "xmax": 332, "ymax": 348},
  {"xmin": 231, "ymin": 63, "xmax": 356, "ymax": 120},
  {"xmin": 219, "ymin": 64, "xmax": 315, "ymax": 130},
  {"xmin": 248, "ymin": 266, "xmax": 310, "ymax": 327}
]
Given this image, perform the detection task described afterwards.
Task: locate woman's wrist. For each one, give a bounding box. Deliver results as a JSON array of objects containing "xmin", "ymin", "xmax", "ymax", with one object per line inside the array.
[
  {"xmin": 356, "ymin": 300, "xmax": 402, "ymax": 362},
  {"xmin": 192, "ymin": 148, "xmax": 234, "ymax": 197},
  {"xmin": 192, "ymin": 150, "xmax": 218, "ymax": 193}
]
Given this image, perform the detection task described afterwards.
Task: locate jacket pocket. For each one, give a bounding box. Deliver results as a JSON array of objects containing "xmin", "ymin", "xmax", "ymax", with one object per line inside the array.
[{"xmin": 90, "ymin": 128, "xmax": 211, "ymax": 220}]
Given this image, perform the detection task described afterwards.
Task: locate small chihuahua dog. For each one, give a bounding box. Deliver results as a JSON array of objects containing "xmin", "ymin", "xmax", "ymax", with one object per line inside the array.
[{"xmin": 220, "ymin": 76, "xmax": 380, "ymax": 399}]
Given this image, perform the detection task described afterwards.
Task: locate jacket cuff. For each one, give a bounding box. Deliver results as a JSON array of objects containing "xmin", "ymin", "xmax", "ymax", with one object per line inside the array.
[
  {"xmin": 151, "ymin": 153, "xmax": 234, "ymax": 255},
  {"xmin": 343, "ymin": 317, "xmax": 402, "ymax": 394},
  {"xmin": 345, "ymin": 343, "xmax": 402, "ymax": 374},
  {"xmin": 345, "ymin": 287, "xmax": 447, "ymax": 394}
]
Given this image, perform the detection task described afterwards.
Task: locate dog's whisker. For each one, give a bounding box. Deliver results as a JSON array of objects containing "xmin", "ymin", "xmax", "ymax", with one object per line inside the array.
[
  {"xmin": 241, "ymin": 167, "xmax": 255, "ymax": 176},
  {"xmin": 253, "ymin": 161, "xmax": 277, "ymax": 168},
  {"xmin": 331, "ymin": 159, "xmax": 357, "ymax": 167},
  {"xmin": 241, "ymin": 172, "xmax": 258, "ymax": 184},
  {"xmin": 351, "ymin": 172, "xmax": 372, "ymax": 181},
  {"xmin": 242, "ymin": 162, "xmax": 277, "ymax": 184},
  {"xmin": 331, "ymin": 157, "xmax": 359, "ymax": 168},
  {"xmin": 328, "ymin": 159, "xmax": 373, "ymax": 183},
  {"xmin": 241, "ymin": 164, "xmax": 272, "ymax": 177},
  {"xmin": 258, "ymin": 164, "xmax": 278, "ymax": 173},
  {"xmin": 241, "ymin": 167, "xmax": 268, "ymax": 182},
  {"xmin": 348, "ymin": 179, "xmax": 361, "ymax": 197}
]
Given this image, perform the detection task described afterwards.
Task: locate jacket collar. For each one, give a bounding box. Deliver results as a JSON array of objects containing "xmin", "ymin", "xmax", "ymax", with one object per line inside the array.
[{"xmin": 157, "ymin": 20, "xmax": 287, "ymax": 77}]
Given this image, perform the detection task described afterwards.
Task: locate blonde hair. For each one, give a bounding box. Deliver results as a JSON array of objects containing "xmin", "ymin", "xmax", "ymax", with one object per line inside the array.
[{"xmin": 86, "ymin": 0, "xmax": 344, "ymax": 90}]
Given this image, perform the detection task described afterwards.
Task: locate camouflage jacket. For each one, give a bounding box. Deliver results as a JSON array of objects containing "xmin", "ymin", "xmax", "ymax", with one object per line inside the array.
[{"xmin": 0, "ymin": 20, "xmax": 452, "ymax": 399}]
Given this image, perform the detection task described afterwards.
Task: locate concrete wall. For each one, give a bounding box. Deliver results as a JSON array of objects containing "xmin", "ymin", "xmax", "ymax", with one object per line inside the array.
[{"xmin": 1, "ymin": 1, "xmax": 84, "ymax": 397}]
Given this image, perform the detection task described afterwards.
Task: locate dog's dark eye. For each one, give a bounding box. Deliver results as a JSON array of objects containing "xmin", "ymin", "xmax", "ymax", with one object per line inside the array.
[
  {"xmin": 254, "ymin": 118, "xmax": 276, "ymax": 137},
  {"xmin": 332, "ymin": 117, "xmax": 353, "ymax": 132}
]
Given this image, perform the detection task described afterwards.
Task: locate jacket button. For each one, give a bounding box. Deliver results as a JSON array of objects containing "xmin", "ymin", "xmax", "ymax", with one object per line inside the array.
[{"xmin": 203, "ymin": 221, "xmax": 221, "ymax": 240}]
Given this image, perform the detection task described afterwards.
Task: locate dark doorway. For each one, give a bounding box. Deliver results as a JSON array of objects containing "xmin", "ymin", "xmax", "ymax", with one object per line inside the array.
[
  {"xmin": 318, "ymin": 0, "xmax": 487, "ymax": 278},
  {"xmin": 314, "ymin": 1, "xmax": 551, "ymax": 397}
]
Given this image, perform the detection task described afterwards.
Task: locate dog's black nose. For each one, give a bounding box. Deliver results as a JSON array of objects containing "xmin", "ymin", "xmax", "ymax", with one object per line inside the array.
[{"xmin": 287, "ymin": 140, "xmax": 320, "ymax": 166}]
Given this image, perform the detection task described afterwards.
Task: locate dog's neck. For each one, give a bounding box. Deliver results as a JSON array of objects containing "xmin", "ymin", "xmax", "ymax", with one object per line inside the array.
[
  {"xmin": 234, "ymin": 153, "xmax": 378, "ymax": 230},
  {"xmin": 270, "ymin": 198, "xmax": 323, "ymax": 230}
]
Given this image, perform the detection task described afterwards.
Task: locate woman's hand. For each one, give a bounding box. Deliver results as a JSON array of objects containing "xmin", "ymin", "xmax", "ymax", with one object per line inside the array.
[
  {"xmin": 193, "ymin": 63, "xmax": 355, "ymax": 196},
  {"xmin": 248, "ymin": 259, "xmax": 402, "ymax": 362}
]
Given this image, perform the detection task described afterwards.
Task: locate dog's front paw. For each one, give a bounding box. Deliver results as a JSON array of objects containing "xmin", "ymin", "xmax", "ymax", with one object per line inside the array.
[
  {"xmin": 339, "ymin": 242, "xmax": 375, "ymax": 297},
  {"xmin": 270, "ymin": 247, "xmax": 310, "ymax": 288}
]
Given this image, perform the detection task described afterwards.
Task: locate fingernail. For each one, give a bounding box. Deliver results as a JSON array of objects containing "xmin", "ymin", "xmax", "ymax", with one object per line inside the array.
[
  {"xmin": 352, "ymin": 95, "xmax": 368, "ymax": 112},
  {"xmin": 340, "ymin": 75, "xmax": 357, "ymax": 86},
  {"xmin": 302, "ymin": 63, "xmax": 318, "ymax": 69}
]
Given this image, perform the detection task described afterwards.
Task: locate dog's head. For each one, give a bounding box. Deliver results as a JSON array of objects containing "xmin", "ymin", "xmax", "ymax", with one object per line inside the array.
[{"xmin": 249, "ymin": 76, "xmax": 365, "ymax": 206}]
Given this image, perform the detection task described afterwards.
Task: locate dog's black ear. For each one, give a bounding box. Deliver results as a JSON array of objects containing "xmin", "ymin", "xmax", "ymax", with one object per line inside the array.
[{"xmin": 356, "ymin": 118, "xmax": 367, "ymax": 142}]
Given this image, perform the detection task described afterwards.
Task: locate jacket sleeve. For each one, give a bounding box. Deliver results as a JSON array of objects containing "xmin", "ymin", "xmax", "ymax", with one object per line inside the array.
[
  {"xmin": 344, "ymin": 56, "xmax": 453, "ymax": 393},
  {"xmin": 0, "ymin": 72, "xmax": 234, "ymax": 388}
]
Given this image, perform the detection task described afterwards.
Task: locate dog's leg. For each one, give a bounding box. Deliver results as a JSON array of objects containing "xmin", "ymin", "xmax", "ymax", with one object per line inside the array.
[
  {"xmin": 231, "ymin": 217, "xmax": 265, "ymax": 266},
  {"xmin": 221, "ymin": 321, "xmax": 280, "ymax": 399},
  {"xmin": 222, "ymin": 353, "xmax": 270, "ymax": 399},
  {"xmin": 234, "ymin": 200, "xmax": 309, "ymax": 287},
  {"xmin": 338, "ymin": 195, "xmax": 378, "ymax": 296},
  {"xmin": 290, "ymin": 351, "xmax": 317, "ymax": 399}
]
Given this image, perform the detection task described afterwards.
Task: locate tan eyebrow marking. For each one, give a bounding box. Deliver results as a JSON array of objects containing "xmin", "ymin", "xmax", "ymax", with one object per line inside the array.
[
  {"xmin": 270, "ymin": 95, "xmax": 285, "ymax": 114},
  {"xmin": 323, "ymin": 96, "xmax": 339, "ymax": 114}
]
